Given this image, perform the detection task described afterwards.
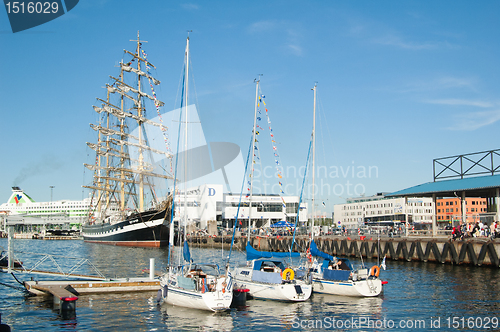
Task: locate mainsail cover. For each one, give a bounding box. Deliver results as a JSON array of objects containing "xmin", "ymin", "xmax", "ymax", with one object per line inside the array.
[
  {"xmin": 246, "ymin": 242, "xmax": 300, "ymax": 261},
  {"xmin": 310, "ymin": 240, "xmax": 334, "ymax": 261},
  {"xmin": 183, "ymin": 240, "xmax": 192, "ymax": 262}
]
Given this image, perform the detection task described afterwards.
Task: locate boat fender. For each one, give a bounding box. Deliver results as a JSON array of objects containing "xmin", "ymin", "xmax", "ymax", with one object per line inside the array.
[
  {"xmin": 0, "ymin": 314, "xmax": 11, "ymax": 332},
  {"xmin": 156, "ymin": 289, "xmax": 162, "ymax": 303},
  {"xmin": 282, "ymin": 268, "xmax": 295, "ymax": 281},
  {"xmin": 306, "ymin": 248, "xmax": 312, "ymax": 263},
  {"xmin": 370, "ymin": 265, "xmax": 380, "ymax": 278},
  {"xmin": 222, "ymin": 280, "xmax": 227, "ymax": 293},
  {"xmin": 201, "ymin": 278, "xmax": 205, "ymax": 293}
]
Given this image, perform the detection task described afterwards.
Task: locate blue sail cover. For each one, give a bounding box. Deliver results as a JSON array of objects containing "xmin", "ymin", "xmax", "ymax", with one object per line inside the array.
[
  {"xmin": 246, "ymin": 242, "xmax": 300, "ymax": 261},
  {"xmin": 183, "ymin": 240, "xmax": 192, "ymax": 262},
  {"xmin": 270, "ymin": 220, "xmax": 295, "ymax": 228},
  {"xmin": 310, "ymin": 240, "xmax": 334, "ymax": 261}
]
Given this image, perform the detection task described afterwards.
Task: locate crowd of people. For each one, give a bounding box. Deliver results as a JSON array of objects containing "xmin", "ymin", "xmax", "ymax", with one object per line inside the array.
[{"xmin": 452, "ymin": 221, "xmax": 499, "ymax": 240}]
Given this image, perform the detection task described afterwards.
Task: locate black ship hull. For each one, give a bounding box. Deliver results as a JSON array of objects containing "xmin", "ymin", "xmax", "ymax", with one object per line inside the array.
[{"xmin": 82, "ymin": 208, "xmax": 170, "ymax": 248}]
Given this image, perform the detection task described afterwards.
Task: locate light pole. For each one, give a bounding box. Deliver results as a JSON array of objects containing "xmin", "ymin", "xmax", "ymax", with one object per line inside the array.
[{"xmin": 50, "ymin": 186, "xmax": 55, "ymax": 202}]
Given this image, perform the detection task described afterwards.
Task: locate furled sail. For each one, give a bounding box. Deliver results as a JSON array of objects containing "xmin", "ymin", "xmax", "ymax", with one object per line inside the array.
[
  {"xmin": 119, "ymin": 64, "xmax": 161, "ymax": 85},
  {"xmin": 94, "ymin": 99, "xmax": 166, "ymax": 129},
  {"xmin": 84, "ymin": 164, "xmax": 173, "ymax": 180},
  {"xmin": 89, "ymin": 124, "xmax": 139, "ymax": 141}
]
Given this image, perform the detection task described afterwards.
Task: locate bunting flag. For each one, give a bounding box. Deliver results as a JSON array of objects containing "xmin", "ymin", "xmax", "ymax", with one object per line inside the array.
[
  {"xmin": 140, "ymin": 48, "xmax": 172, "ymax": 173},
  {"xmin": 246, "ymin": 91, "xmax": 287, "ymax": 210},
  {"xmin": 261, "ymin": 93, "xmax": 286, "ymax": 205}
]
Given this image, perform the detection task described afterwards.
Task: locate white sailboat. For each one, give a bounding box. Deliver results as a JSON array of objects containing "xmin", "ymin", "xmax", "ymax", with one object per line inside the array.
[
  {"xmin": 307, "ymin": 84, "xmax": 383, "ymax": 297},
  {"xmin": 158, "ymin": 35, "xmax": 233, "ymax": 312},
  {"xmin": 232, "ymin": 78, "xmax": 312, "ymax": 302}
]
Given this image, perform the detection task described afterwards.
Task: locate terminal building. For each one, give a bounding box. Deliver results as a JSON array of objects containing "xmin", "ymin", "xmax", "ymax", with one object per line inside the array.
[
  {"xmin": 173, "ymin": 184, "xmax": 308, "ymax": 229},
  {"xmin": 333, "ymin": 193, "xmax": 434, "ymax": 229},
  {"xmin": 0, "ymin": 187, "xmax": 90, "ymax": 235}
]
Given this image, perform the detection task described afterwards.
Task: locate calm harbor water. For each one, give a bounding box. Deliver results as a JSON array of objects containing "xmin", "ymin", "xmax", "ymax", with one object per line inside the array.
[{"xmin": 1, "ymin": 238, "xmax": 499, "ymax": 331}]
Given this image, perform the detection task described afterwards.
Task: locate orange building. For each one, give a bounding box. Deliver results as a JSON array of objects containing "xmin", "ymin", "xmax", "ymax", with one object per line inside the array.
[{"xmin": 436, "ymin": 197, "xmax": 487, "ymax": 225}]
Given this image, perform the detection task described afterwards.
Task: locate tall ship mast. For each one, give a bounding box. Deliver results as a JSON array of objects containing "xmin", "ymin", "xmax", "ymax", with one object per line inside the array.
[{"xmin": 81, "ymin": 32, "xmax": 173, "ymax": 247}]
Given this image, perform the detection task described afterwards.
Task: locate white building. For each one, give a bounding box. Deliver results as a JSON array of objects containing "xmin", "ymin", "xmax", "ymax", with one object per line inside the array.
[
  {"xmin": 174, "ymin": 184, "xmax": 308, "ymax": 229},
  {"xmin": 333, "ymin": 193, "xmax": 435, "ymax": 229},
  {"xmin": 173, "ymin": 184, "xmax": 223, "ymax": 229}
]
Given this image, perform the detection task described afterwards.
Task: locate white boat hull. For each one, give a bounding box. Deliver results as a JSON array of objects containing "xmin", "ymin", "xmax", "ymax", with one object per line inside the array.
[
  {"xmin": 312, "ymin": 277, "xmax": 382, "ymax": 297},
  {"xmin": 235, "ymin": 279, "xmax": 312, "ymax": 302},
  {"xmin": 159, "ymin": 272, "xmax": 233, "ymax": 312},
  {"xmin": 233, "ymin": 262, "xmax": 312, "ymax": 302},
  {"xmin": 162, "ymin": 286, "xmax": 232, "ymax": 312}
]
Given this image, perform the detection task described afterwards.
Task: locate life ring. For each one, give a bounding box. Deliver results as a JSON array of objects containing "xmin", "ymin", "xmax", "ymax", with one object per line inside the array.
[
  {"xmin": 282, "ymin": 268, "xmax": 295, "ymax": 281},
  {"xmin": 370, "ymin": 265, "xmax": 380, "ymax": 278}
]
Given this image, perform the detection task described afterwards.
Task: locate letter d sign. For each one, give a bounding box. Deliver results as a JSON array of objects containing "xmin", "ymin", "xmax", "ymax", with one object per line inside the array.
[{"xmin": 208, "ymin": 188, "xmax": 215, "ymax": 196}]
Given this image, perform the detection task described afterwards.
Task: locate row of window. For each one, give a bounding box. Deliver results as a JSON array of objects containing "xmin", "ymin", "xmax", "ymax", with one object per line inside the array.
[
  {"xmin": 436, "ymin": 200, "xmax": 486, "ymax": 206},
  {"xmin": 407, "ymin": 202, "xmax": 432, "ymax": 207},
  {"xmin": 407, "ymin": 209, "xmax": 433, "ymax": 214},
  {"xmin": 437, "ymin": 208, "xmax": 486, "ymax": 213},
  {"xmin": 20, "ymin": 205, "xmax": 88, "ymax": 209},
  {"xmin": 343, "ymin": 209, "xmax": 433, "ymax": 216}
]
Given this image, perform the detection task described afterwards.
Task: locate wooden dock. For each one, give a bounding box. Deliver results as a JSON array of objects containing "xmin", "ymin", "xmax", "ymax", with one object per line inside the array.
[
  {"xmin": 24, "ymin": 278, "xmax": 160, "ymax": 296},
  {"xmin": 23, "ymin": 278, "xmax": 160, "ymax": 314}
]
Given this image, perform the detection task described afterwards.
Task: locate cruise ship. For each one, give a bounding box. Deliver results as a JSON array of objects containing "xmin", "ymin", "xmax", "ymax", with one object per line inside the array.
[{"xmin": 0, "ymin": 187, "xmax": 90, "ymax": 227}]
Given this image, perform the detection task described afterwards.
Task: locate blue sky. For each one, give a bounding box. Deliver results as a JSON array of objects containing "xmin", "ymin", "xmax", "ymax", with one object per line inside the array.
[{"xmin": 1, "ymin": 0, "xmax": 499, "ymax": 215}]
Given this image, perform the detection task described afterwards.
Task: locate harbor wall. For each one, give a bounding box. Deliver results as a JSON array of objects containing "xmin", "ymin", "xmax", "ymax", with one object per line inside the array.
[{"xmin": 187, "ymin": 235, "xmax": 500, "ymax": 267}]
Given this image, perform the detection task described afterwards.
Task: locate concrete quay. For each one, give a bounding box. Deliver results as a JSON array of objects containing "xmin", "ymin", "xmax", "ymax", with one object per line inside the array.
[{"xmin": 187, "ymin": 235, "xmax": 500, "ymax": 267}]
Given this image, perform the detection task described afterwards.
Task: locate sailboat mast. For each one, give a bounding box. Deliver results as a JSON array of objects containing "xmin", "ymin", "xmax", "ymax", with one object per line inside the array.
[
  {"xmin": 184, "ymin": 36, "xmax": 190, "ymax": 240},
  {"xmin": 311, "ymin": 84, "xmax": 317, "ymax": 241},
  {"xmin": 135, "ymin": 31, "xmax": 145, "ymax": 212},
  {"xmin": 248, "ymin": 78, "xmax": 259, "ymax": 240}
]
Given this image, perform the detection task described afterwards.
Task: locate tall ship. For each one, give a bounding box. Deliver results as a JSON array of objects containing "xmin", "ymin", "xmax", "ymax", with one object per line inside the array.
[{"xmin": 81, "ymin": 32, "xmax": 173, "ymax": 247}]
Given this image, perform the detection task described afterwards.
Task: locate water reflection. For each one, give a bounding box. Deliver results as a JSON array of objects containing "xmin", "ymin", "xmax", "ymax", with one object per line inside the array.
[
  {"xmin": 159, "ymin": 303, "xmax": 234, "ymax": 331},
  {"xmin": 312, "ymin": 293, "xmax": 383, "ymax": 315}
]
